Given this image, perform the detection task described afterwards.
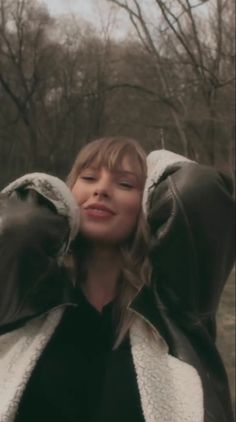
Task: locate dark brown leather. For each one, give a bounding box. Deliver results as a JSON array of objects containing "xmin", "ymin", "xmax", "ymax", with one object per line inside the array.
[
  {"xmin": 147, "ymin": 163, "xmax": 235, "ymax": 336},
  {"xmin": 131, "ymin": 162, "xmax": 235, "ymax": 422},
  {"xmin": 0, "ymin": 192, "xmax": 75, "ymax": 333}
]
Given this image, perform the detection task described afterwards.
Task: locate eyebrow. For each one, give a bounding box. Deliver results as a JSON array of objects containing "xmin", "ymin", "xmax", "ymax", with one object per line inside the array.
[
  {"xmin": 113, "ymin": 170, "xmax": 137, "ymax": 177},
  {"xmin": 82, "ymin": 167, "xmax": 137, "ymax": 177}
]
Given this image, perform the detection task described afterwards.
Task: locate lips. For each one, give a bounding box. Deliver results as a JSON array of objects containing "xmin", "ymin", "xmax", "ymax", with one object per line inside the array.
[{"xmin": 84, "ymin": 203, "xmax": 116, "ymax": 219}]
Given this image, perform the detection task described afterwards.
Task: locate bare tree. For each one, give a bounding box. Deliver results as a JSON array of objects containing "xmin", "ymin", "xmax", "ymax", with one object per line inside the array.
[
  {"xmin": 0, "ymin": 0, "xmax": 55, "ymax": 169},
  {"xmin": 0, "ymin": 0, "xmax": 234, "ymax": 186},
  {"xmin": 106, "ymin": 0, "xmax": 192, "ymax": 155},
  {"xmin": 106, "ymin": 0, "xmax": 235, "ymax": 164}
]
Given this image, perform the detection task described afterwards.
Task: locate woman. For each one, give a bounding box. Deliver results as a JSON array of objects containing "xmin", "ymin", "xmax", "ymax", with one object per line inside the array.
[{"xmin": 0, "ymin": 137, "xmax": 234, "ymax": 422}]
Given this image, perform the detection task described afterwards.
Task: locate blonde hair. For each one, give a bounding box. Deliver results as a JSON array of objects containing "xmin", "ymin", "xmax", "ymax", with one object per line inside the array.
[{"xmin": 67, "ymin": 137, "xmax": 151, "ymax": 348}]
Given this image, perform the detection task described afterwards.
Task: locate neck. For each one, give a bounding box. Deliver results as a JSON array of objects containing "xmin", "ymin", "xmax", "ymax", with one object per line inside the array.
[{"xmin": 81, "ymin": 245, "xmax": 122, "ymax": 312}]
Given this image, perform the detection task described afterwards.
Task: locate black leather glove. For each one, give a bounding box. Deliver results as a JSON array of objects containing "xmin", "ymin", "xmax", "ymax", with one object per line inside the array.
[
  {"xmin": 144, "ymin": 150, "xmax": 235, "ymax": 339},
  {"xmin": 0, "ymin": 174, "xmax": 79, "ymax": 333}
]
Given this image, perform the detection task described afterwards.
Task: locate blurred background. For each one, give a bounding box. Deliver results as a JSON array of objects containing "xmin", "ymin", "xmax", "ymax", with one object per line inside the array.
[{"xmin": 0, "ymin": 0, "xmax": 235, "ymax": 407}]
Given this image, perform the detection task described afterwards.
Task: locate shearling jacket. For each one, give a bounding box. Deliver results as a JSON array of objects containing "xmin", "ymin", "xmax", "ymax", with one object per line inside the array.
[{"xmin": 0, "ymin": 151, "xmax": 234, "ymax": 422}]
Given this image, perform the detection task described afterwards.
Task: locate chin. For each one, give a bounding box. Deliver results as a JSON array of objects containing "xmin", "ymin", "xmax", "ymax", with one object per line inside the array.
[
  {"xmin": 80, "ymin": 229, "xmax": 127, "ymax": 246},
  {"xmin": 80, "ymin": 219, "xmax": 136, "ymax": 246}
]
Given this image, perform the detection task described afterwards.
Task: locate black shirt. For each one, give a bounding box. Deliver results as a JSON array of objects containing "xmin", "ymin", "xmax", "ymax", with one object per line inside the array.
[{"xmin": 16, "ymin": 289, "xmax": 144, "ymax": 422}]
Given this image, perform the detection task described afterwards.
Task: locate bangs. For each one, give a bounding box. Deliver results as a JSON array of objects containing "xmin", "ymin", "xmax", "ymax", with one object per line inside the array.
[{"xmin": 68, "ymin": 137, "xmax": 147, "ymax": 188}]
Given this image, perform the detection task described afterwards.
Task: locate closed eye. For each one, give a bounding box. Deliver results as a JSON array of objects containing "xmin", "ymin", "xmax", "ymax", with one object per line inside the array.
[
  {"xmin": 118, "ymin": 181, "xmax": 134, "ymax": 189},
  {"xmin": 80, "ymin": 176, "xmax": 96, "ymax": 181}
]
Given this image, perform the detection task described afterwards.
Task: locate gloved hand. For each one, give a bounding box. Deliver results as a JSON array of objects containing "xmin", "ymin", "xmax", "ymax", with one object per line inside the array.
[
  {"xmin": 0, "ymin": 173, "xmax": 80, "ymax": 332},
  {"xmin": 1, "ymin": 172, "xmax": 80, "ymax": 248},
  {"xmin": 143, "ymin": 150, "xmax": 234, "ymax": 338},
  {"xmin": 0, "ymin": 191, "xmax": 69, "ymax": 254}
]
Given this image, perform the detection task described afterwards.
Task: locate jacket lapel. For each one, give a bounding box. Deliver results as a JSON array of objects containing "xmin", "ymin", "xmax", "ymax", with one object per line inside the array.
[
  {"xmin": 130, "ymin": 318, "xmax": 203, "ymax": 422},
  {"xmin": 0, "ymin": 308, "xmax": 64, "ymax": 422}
]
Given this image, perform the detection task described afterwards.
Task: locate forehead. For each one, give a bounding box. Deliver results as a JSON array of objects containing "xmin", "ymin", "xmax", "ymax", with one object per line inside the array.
[
  {"xmin": 107, "ymin": 155, "xmax": 137, "ymax": 173},
  {"xmin": 83, "ymin": 151, "xmax": 141, "ymax": 175},
  {"xmin": 83, "ymin": 157, "xmax": 137, "ymax": 179}
]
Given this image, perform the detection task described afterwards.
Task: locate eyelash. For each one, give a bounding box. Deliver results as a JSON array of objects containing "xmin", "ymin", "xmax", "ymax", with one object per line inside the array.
[{"xmin": 80, "ymin": 175, "xmax": 96, "ymax": 181}]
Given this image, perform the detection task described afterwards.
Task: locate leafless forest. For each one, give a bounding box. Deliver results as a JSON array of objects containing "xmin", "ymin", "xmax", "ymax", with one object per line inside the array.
[
  {"xmin": 0, "ymin": 0, "xmax": 235, "ymax": 404},
  {"xmin": 0, "ymin": 0, "xmax": 235, "ymax": 186}
]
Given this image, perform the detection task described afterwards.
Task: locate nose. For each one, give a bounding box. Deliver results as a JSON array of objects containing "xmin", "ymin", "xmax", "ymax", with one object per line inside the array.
[
  {"xmin": 94, "ymin": 186, "xmax": 109, "ymax": 198},
  {"xmin": 93, "ymin": 171, "xmax": 111, "ymax": 198}
]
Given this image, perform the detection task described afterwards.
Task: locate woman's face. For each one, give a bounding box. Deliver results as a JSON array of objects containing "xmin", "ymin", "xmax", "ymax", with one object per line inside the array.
[{"xmin": 72, "ymin": 156, "xmax": 143, "ymax": 245}]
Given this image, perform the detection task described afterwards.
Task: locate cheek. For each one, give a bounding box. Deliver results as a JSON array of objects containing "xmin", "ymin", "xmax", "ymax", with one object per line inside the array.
[
  {"xmin": 121, "ymin": 194, "xmax": 142, "ymax": 224},
  {"xmin": 71, "ymin": 183, "xmax": 86, "ymax": 205},
  {"xmin": 115, "ymin": 198, "xmax": 141, "ymax": 241}
]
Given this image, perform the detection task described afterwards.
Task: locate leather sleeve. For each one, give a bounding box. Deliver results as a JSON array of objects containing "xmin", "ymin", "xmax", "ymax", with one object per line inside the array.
[
  {"xmin": 0, "ymin": 192, "xmax": 74, "ymax": 334},
  {"xmin": 147, "ymin": 162, "xmax": 235, "ymax": 340}
]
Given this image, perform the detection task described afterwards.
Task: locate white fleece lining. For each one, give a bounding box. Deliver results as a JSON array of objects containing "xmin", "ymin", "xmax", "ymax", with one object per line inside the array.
[
  {"xmin": 0, "ymin": 309, "xmax": 64, "ymax": 422},
  {"xmin": 130, "ymin": 318, "xmax": 204, "ymax": 422},
  {"xmin": 143, "ymin": 150, "xmax": 194, "ymax": 213}
]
